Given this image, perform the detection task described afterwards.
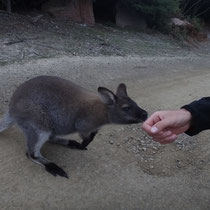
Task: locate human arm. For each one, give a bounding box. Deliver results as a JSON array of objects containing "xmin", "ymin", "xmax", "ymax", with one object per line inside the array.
[
  {"xmin": 142, "ymin": 97, "xmax": 210, "ymax": 144},
  {"xmin": 142, "ymin": 109, "xmax": 192, "ymax": 144},
  {"xmin": 181, "ymin": 97, "xmax": 210, "ymax": 135}
]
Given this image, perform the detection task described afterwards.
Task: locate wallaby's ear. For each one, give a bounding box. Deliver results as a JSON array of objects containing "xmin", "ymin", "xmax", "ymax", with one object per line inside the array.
[
  {"xmin": 98, "ymin": 87, "xmax": 117, "ymax": 105},
  {"xmin": 116, "ymin": 83, "xmax": 127, "ymax": 96}
]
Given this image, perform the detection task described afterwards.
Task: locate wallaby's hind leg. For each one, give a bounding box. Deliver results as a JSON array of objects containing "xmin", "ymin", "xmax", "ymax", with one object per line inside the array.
[
  {"xmin": 19, "ymin": 122, "xmax": 68, "ymax": 178},
  {"xmin": 50, "ymin": 131, "xmax": 98, "ymax": 150}
]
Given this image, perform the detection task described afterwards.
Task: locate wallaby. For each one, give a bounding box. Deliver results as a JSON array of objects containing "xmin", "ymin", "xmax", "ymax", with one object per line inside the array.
[{"xmin": 0, "ymin": 76, "xmax": 147, "ymax": 178}]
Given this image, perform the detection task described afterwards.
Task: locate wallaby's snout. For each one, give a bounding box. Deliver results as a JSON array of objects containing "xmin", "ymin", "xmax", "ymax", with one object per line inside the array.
[
  {"xmin": 135, "ymin": 107, "xmax": 148, "ymax": 123},
  {"xmin": 116, "ymin": 98, "xmax": 148, "ymax": 124}
]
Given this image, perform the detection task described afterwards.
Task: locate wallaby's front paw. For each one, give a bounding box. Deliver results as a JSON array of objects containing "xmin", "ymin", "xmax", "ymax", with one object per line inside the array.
[
  {"xmin": 77, "ymin": 146, "xmax": 88, "ymax": 150},
  {"xmin": 45, "ymin": 163, "xmax": 68, "ymax": 178},
  {"xmin": 68, "ymin": 144, "xmax": 88, "ymax": 150},
  {"xmin": 68, "ymin": 140, "xmax": 87, "ymax": 150}
]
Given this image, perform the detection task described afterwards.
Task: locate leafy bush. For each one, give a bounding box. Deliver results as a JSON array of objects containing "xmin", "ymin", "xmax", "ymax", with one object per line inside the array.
[
  {"xmin": 120, "ymin": 0, "xmax": 180, "ymax": 32},
  {"xmin": 189, "ymin": 17, "xmax": 203, "ymax": 31}
]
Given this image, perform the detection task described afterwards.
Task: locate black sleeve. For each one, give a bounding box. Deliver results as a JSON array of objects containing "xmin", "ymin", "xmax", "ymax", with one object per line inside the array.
[{"xmin": 181, "ymin": 97, "xmax": 210, "ymax": 136}]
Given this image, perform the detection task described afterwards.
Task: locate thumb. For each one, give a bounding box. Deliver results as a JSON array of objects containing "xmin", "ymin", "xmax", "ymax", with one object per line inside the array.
[{"xmin": 151, "ymin": 120, "xmax": 170, "ymax": 134}]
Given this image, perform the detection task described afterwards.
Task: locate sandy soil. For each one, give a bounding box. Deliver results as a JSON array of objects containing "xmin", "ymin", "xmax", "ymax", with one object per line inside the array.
[{"xmin": 0, "ymin": 54, "xmax": 210, "ymax": 210}]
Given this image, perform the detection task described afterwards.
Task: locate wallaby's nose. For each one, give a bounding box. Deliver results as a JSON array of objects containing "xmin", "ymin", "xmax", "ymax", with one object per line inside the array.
[{"xmin": 141, "ymin": 111, "xmax": 148, "ymax": 121}]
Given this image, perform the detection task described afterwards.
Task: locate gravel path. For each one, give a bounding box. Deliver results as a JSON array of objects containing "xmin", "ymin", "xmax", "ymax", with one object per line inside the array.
[{"xmin": 0, "ymin": 55, "xmax": 210, "ymax": 210}]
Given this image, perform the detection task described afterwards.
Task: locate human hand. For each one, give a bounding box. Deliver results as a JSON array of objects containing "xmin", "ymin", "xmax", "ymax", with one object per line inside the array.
[{"xmin": 142, "ymin": 109, "xmax": 192, "ymax": 144}]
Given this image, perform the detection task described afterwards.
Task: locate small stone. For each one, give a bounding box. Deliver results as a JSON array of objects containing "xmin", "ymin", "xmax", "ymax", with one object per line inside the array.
[
  {"xmin": 109, "ymin": 140, "xmax": 114, "ymax": 144},
  {"xmin": 150, "ymin": 165, "xmax": 154, "ymax": 169},
  {"xmin": 117, "ymin": 143, "xmax": 121, "ymax": 146},
  {"xmin": 133, "ymin": 147, "xmax": 137, "ymax": 152},
  {"xmin": 176, "ymin": 159, "xmax": 181, "ymax": 168},
  {"xmin": 162, "ymin": 169, "xmax": 166, "ymax": 173},
  {"xmin": 142, "ymin": 147, "xmax": 146, "ymax": 151}
]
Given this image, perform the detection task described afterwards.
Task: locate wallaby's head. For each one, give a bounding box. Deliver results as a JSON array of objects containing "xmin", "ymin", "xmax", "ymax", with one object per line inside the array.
[{"xmin": 98, "ymin": 83, "xmax": 147, "ymax": 124}]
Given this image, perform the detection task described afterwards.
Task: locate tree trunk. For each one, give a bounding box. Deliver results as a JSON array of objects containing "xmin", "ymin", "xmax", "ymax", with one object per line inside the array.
[{"xmin": 7, "ymin": 0, "xmax": 12, "ymax": 13}]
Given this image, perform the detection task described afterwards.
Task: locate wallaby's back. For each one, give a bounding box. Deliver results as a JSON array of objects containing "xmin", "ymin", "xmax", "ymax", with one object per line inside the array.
[{"xmin": 9, "ymin": 76, "xmax": 99, "ymax": 134}]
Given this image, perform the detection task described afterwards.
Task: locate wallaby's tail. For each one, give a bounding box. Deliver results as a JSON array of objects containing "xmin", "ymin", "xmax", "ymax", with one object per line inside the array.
[{"xmin": 0, "ymin": 111, "xmax": 14, "ymax": 132}]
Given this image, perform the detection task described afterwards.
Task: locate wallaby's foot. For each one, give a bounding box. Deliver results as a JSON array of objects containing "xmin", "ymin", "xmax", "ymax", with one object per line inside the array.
[
  {"xmin": 44, "ymin": 162, "xmax": 68, "ymax": 178},
  {"xmin": 68, "ymin": 140, "xmax": 87, "ymax": 150},
  {"xmin": 25, "ymin": 152, "xmax": 68, "ymax": 178}
]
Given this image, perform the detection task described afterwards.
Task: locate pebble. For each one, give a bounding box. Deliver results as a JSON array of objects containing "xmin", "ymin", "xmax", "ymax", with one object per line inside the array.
[
  {"xmin": 109, "ymin": 140, "xmax": 114, "ymax": 144},
  {"xmin": 150, "ymin": 165, "xmax": 154, "ymax": 169},
  {"xmin": 142, "ymin": 147, "xmax": 147, "ymax": 151},
  {"xmin": 133, "ymin": 147, "xmax": 137, "ymax": 152},
  {"xmin": 176, "ymin": 159, "xmax": 181, "ymax": 168}
]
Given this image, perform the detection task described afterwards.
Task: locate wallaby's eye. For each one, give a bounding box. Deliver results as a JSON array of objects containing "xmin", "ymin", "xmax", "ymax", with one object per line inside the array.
[{"xmin": 122, "ymin": 106, "xmax": 130, "ymax": 112}]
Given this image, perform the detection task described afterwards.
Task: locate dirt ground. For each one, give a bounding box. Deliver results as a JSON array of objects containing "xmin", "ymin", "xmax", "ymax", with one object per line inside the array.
[
  {"xmin": 0, "ymin": 12, "xmax": 210, "ymax": 210},
  {"xmin": 1, "ymin": 12, "xmax": 210, "ymax": 66},
  {"xmin": 0, "ymin": 54, "xmax": 210, "ymax": 210}
]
